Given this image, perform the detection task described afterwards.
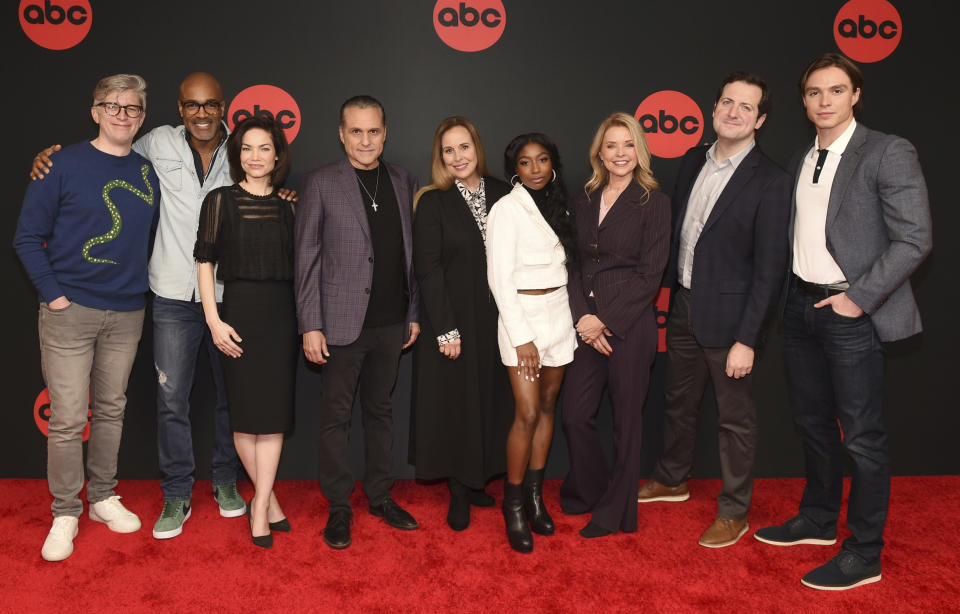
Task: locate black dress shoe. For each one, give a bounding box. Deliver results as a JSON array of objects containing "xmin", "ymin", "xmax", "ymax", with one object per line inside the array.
[
  {"xmin": 247, "ymin": 499, "xmax": 273, "ymax": 549},
  {"xmin": 522, "ymin": 468, "xmax": 555, "ymax": 535},
  {"xmin": 369, "ymin": 497, "xmax": 419, "ymax": 530},
  {"xmin": 323, "ymin": 510, "xmax": 352, "ymax": 549},
  {"xmin": 579, "ymin": 521, "xmax": 613, "ymax": 539},
  {"xmin": 503, "ymin": 481, "xmax": 533, "ymax": 553},
  {"xmin": 447, "ymin": 479, "xmax": 470, "ymax": 531},
  {"xmin": 269, "ymin": 518, "xmax": 291, "ymax": 532},
  {"xmin": 467, "ymin": 488, "xmax": 495, "ymax": 507}
]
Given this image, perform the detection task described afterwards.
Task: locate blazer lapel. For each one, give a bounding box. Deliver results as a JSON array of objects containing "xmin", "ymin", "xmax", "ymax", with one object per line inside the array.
[
  {"xmin": 516, "ymin": 185, "xmax": 557, "ymax": 240},
  {"xmin": 701, "ymin": 148, "xmax": 761, "ymax": 235},
  {"xmin": 337, "ymin": 158, "xmax": 371, "ymax": 241},
  {"xmin": 826, "ymin": 124, "xmax": 868, "ymax": 229}
]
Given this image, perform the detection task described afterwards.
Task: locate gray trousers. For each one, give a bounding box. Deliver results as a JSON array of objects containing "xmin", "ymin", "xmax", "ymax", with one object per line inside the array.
[{"xmin": 39, "ymin": 302, "xmax": 144, "ymax": 517}]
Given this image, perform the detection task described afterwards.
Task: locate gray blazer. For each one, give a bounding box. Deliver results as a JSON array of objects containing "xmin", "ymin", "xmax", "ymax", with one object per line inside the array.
[
  {"xmin": 788, "ymin": 123, "xmax": 932, "ymax": 342},
  {"xmin": 294, "ymin": 157, "xmax": 420, "ymax": 345}
]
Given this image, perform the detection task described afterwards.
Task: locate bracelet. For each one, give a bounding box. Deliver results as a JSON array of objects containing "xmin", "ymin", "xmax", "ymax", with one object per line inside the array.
[{"xmin": 437, "ymin": 329, "xmax": 460, "ymax": 346}]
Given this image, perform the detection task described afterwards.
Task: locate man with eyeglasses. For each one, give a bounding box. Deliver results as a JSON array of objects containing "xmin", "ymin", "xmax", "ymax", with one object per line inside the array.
[
  {"xmin": 31, "ymin": 72, "xmax": 274, "ymax": 539},
  {"xmin": 15, "ymin": 74, "xmax": 159, "ymax": 561}
]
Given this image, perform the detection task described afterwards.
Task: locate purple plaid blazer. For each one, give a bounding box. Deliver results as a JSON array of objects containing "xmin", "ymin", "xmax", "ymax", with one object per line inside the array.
[{"xmin": 294, "ymin": 157, "xmax": 420, "ymax": 345}]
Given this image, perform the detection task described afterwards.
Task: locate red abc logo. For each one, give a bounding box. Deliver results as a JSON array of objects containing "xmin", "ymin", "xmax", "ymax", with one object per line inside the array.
[
  {"xmin": 19, "ymin": 0, "xmax": 91, "ymax": 50},
  {"xmin": 228, "ymin": 84, "xmax": 302, "ymax": 144},
  {"xmin": 653, "ymin": 287, "xmax": 670, "ymax": 352},
  {"xmin": 34, "ymin": 388, "xmax": 92, "ymax": 441},
  {"xmin": 634, "ymin": 91, "xmax": 704, "ymax": 159},
  {"xmin": 434, "ymin": 0, "xmax": 506, "ymax": 52},
  {"xmin": 834, "ymin": 0, "xmax": 902, "ymax": 63}
]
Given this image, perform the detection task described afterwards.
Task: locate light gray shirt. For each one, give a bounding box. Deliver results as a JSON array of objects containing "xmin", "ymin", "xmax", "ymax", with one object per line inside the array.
[
  {"xmin": 677, "ymin": 141, "xmax": 755, "ymax": 289},
  {"xmin": 133, "ymin": 123, "xmax": 232, "ymax": 302}
]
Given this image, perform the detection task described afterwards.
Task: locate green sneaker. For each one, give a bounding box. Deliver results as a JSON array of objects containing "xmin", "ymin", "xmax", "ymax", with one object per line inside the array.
[
  {"xmin": 213, "ymin": 482, "xmax": 246, "ymax": 518},
  {"xmin": 152, "ymin": 499, "xmax": 191, "ymax": 539}
]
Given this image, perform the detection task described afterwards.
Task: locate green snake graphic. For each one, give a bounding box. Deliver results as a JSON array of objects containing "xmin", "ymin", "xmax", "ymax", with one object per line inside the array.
[{"xmin": 82, "ymin": 164, "xmax": 155, "ymax": 264}]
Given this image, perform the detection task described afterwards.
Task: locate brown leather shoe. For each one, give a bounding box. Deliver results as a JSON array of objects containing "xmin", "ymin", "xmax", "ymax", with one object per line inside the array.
[
  {"xmin": 698, "ymin": 517, "xmax": 749, "ymax": 548},
  {"xmin": 637, "ymin": 480, "xmax": 690, "ymax": 503}
]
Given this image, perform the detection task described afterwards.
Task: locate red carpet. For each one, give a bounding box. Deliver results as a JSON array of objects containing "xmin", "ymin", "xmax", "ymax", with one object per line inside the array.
[{"xmin": 1, "ymin": 477, "xmax": 957, "ymax": 613}]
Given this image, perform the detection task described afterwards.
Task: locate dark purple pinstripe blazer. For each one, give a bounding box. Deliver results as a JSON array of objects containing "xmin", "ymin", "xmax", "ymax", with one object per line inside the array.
[
  {"xmin": 567, "ymin": 182, "xmax": 671, "ymax": 339},
  {"xmin": 294, "ymin": 157, "xmax": 419, "ymax": 345}
]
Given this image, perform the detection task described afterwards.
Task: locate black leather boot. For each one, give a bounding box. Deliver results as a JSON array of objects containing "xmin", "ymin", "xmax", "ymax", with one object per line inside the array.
[
  {"xmin": 522, "ymin": 468, "xmax": 555, "ymax": 535},
  {"xmin": 446, "ymin": 478, "xmax": 470, "ymax": 531},
  {"xmin": 502, "ymin": 480, "xmax": 533, "ymax": 553}
]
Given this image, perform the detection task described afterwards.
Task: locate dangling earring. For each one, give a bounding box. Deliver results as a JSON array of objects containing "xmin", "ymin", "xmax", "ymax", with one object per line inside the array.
[
  {"xmin": 510, "ymin": 174, "xmax": 522, "ymax": 187},
  {"xmin": 550, "ymin": 169, "xmax": 557, "ymax": 183}
]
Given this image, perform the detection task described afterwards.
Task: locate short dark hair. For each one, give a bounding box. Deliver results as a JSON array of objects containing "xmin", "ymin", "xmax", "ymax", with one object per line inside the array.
[
  {"xmin": 799, "ymin": 53, "xmax": 864, "ymax": 116},
  {"xmin": 227, "ymin": 115, "xmax": 291, "ymax": 186},
  {"xmin": 714, "ymin": 71, "xmax": 771, "ymax": 118},
  {"xmin": 339, "ymin": 95, "xmax": 386, "ymax": 126}
]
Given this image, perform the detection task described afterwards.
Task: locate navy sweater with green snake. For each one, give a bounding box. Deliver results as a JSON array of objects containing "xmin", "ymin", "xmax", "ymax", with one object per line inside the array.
[{"xmin": 14, "ymin": 141, "xmax": 160, "ymax": 311}]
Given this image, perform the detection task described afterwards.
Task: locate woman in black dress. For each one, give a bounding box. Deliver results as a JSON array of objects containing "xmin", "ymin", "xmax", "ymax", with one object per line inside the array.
[
  {"xmin": 195, "ymin": 116, "xmax": 296, "ymax": 548},
  {"xmin": 410, "ymin": 116, "xmax": 513, "ymax": 531}
]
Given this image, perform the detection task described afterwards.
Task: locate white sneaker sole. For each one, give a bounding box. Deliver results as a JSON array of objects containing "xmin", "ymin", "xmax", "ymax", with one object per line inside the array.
[
  {"xmin": 801, "ymin": 573, "xmax": 881, "ymax": 591},
  {"xmin": 89, "ymin": 509, "xmax": 142, "ymax": 533},
  {"xmin": 217, "ymin": 501, "xmax": 247, "ymax": 518},
  {"xmin": 152, "ymin": 507, "xmax": 192, "ymax": 539},
  {"xmin": 637, "ymin": 492, "xmax": 690, "ymax": 503},
  {"xmin": 754, "ymin": 533, "xmax": 837, "ymax": 546}
]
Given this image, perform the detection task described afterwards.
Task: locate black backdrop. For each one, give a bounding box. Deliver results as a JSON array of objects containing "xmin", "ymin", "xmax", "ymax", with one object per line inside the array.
[{"xmin": 4, "ymin": 1, "xmax": 956, "ymax": 483}]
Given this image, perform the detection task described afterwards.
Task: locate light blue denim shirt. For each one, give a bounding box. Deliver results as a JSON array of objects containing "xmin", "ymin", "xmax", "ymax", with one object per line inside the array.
[{"xmin": 133, "ymin": 122, "xmax": 231, "ymax": 302}]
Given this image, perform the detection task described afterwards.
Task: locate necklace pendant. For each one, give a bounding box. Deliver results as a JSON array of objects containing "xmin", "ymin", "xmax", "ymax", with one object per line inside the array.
[{"xmin": 371, "ymin": 201, "xmax": 378, "ymax": 212}]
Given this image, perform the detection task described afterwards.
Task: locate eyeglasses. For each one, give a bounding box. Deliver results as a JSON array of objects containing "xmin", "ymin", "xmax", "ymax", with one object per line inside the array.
[
  {"xmin": 180, "ymin": 100, "xmax": 223, "ymax": 115},
  {"xmin": 96, "ymin": 102, "xmax": 144, "ymax": 118}
]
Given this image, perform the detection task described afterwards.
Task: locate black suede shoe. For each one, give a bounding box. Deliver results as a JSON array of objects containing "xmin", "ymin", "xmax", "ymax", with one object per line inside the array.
[
  {"xmin": 323, "ymin": 510, "xmax": 352, "ymax": 549},
  {"xmin": 522, "ymin": 468, "xmax": 555, "ymax": 536},
  {"xmin": 269, "ymin": 517, "xmax": 291, "ymax": 532},
  {"xmin": 446, "ymin": 480, "xmax": 470, "ymax": 531},
  {"xmin": 467, "ymin": 488, "xmax": 495, "ymax": 507},
  {"xmin": 801, "ymin": 551, "xmax": 881, "ymax": 590},
  {"xmin": 754, "ymin": 514, "xmax": 837, "ymax": 546},
  {"xmin": 370, "ymin": 497, "xmax": 419, "ymax": 530},
  {"xmin": 503, "ymin": 481, "xmax": 533, "ymax": 553},
  {"xmin": 247, "ymin": 500, "xmax": 273, "ymax": 549}
]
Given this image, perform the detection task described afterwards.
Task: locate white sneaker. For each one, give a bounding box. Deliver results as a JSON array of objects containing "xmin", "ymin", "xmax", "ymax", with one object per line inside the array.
[
  {"xmin": 89, "ymin": 495, "xmax": 142, "ymax": 533},
  {"xmin": 41, "ymin": 516, "xmax": 79, "ymax": 561}
]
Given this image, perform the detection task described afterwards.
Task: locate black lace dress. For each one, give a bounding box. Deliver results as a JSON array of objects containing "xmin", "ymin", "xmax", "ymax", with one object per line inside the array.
[{"xmin": 194, "ymin": 184, "xmax": 296, "ymax": 433}]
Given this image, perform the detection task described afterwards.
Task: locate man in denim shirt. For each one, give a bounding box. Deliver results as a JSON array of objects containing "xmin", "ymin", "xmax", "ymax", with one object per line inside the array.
[{"xmin": 33, "ymin": 73, "xmax": 253, "ymax": 538}]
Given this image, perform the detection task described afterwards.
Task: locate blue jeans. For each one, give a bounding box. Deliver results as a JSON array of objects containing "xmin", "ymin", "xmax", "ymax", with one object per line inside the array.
[
  {"xmin": 782, "ymin": 283, "xmax": 888, "ymax": 563},
  {"xmin": 153, "ymin": 295, "xmax": 238, "ymax": 500}
]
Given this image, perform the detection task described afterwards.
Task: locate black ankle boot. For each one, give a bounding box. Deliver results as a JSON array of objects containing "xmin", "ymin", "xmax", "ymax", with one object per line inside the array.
[
  {"xmin": 446, "ymin": 478, "xmax": 470, "ymax": 531},
  {"xmin": 502, "ymin": 481, "xmax": 533, "ymax": 553},
  {"xmin": 522, "ymin": 468, "xmax": 555, "ymax": 536}
]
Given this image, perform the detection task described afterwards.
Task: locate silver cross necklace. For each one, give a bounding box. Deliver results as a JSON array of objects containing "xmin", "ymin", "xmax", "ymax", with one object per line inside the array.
[{"xmin": 357, "ymin": 166, "xmax": 381, "ymax": 212}]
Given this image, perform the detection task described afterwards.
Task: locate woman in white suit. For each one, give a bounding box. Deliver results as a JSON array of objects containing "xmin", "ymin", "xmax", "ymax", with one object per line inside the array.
[{"xmin": 486, "ymin": 133, "xmax": 577, "ymax": 553}]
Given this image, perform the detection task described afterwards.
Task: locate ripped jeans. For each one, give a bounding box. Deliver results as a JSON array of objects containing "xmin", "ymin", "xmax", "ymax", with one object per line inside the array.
[{"xmin": 153, "ymin": 295, "xmax": 238, "ymax": 500}]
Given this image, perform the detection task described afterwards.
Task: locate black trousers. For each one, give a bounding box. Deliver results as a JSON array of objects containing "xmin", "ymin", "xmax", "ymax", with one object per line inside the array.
[
  {"xmin": 560, "ymin": 307, "xmax": 657, "ymax": 533},
  {"xmin": 652, "ymin": 288, "xmax": 758, "ymax": 520},
  {"xmin": 317, "ymin": 323, "xmax": 405, "ymax": 513}
]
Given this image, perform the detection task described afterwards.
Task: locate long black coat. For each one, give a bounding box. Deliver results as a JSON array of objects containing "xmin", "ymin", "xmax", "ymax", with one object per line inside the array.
[{"xmin": 408, "ymin": 178, "xmax": 514, "ymax": 488}]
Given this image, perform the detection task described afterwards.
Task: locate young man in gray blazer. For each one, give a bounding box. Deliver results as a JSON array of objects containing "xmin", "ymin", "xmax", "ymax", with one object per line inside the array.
[
  {"xmin": 637, "ymin": 72, "xmax": 791, "ymax": 548},
  {"xmin": 294, "ymin": 96, "xmax": 421, "ymax": 550},
  {"xmin": 755, "ymin": 53, "xmax": 932, "ymax": 591}
]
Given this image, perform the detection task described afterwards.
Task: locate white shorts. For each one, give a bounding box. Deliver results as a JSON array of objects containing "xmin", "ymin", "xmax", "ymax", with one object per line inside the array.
[{"xmin": 498, "ymin": 287, "xmax": 577, "ymax": 367}]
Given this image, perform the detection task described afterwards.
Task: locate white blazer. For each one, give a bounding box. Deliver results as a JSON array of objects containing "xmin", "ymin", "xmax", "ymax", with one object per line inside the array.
[{"xmin": 486, "ymin": 184, "xmax": 568, "ymax": 347}]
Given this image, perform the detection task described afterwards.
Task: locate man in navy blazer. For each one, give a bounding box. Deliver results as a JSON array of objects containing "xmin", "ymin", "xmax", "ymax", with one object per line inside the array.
[
  {"xmin": 294, "ymin": 95, "xmax": 421, "ymax": 550},
  {"xmin": 637, "ymin": 73, "xmax": 790, "ymax": 548},
  {"xmin": 755, "ymin": 54, "xmax": 932, "ymax": 591}
]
